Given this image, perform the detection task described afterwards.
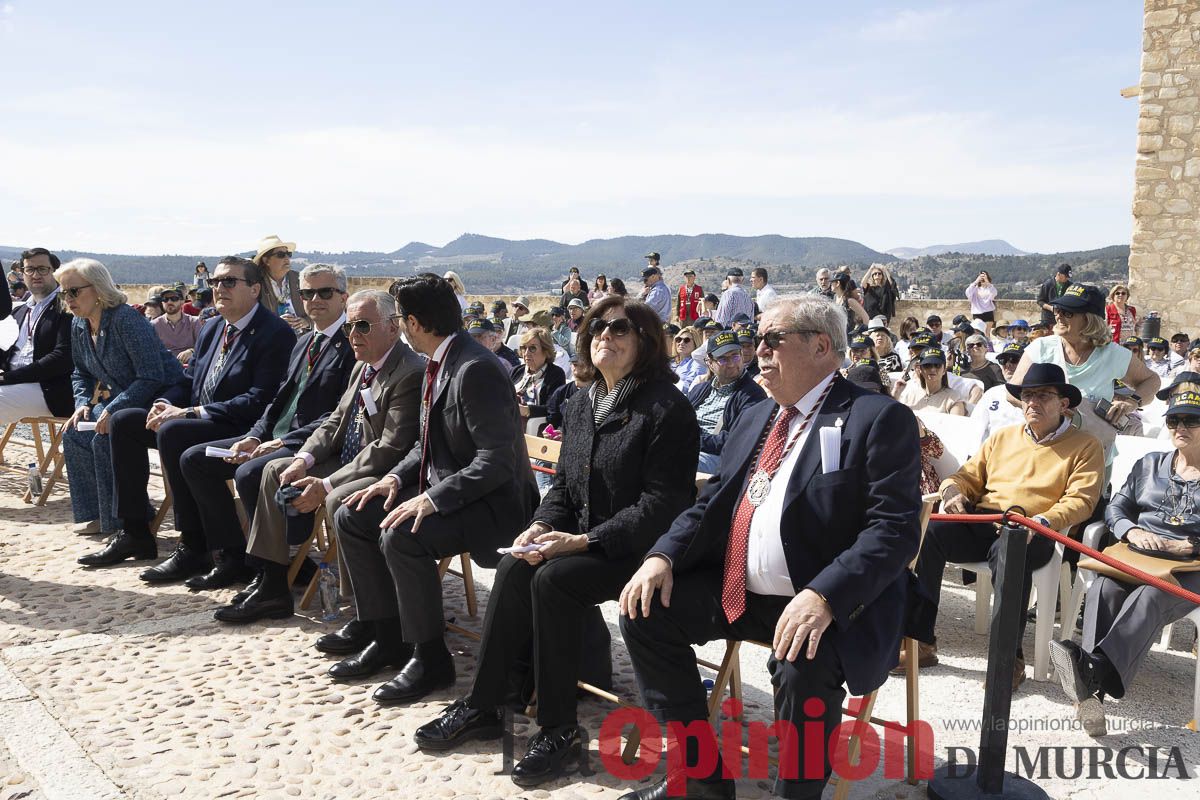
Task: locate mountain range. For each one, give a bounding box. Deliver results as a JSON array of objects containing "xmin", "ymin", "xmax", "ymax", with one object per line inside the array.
[{"xmin": 885, "ymin": 239, "xmax": 1030, "ymax": 259}]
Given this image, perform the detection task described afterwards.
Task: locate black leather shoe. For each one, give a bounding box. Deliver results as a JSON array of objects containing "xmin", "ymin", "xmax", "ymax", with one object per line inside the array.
[
  {"xmin": 315, "ymin": 619, "xmax": 372, "ymax": 655},
  {"xmin": 618, "ymin": 777, "xmax": 736, "ymax": 800},
  {"xmin": 139, "ymin": 545, "xmax": 211, "ymax": 584},
  {"xmin": 414, "ymin": 698, "xmax": 503, "ymax": 751},
  {"xmin": 78, "ymin": 532, "xmax": 156, "ymax": 567},
  {"xmin": 231, "ymin": 571, "xmax": 263, "ymax": 606},
  {"xmin": 213, "ymin": 589, "xmax": 294, "ymax": 624},
  {"xmin": 328, "ymin": 641, "xmax": 414, "ymax": 681},
  {"xmin": 185, "ymin": 559, "xmax": 254, "ymax": 590},
  {"xmin": 512, "ymin": 725, "xmax": 584, "ymax": 787},
  {"xmin": 372, "ymin": 655, "xmax": 455, "ymax": 705}
]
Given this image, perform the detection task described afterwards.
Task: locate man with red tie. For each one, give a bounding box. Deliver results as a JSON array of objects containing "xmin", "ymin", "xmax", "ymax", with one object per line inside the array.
[
  {"xmin": 617, "ymin": 296, "xmax": 923, "ymax": 800},
  {"xmin": 331, "ymin": 274, "xmax": 538, "ymax": 705},
  {"xmin": 677, "ymin": 268, "xmax": 703, "ymax": 326}
]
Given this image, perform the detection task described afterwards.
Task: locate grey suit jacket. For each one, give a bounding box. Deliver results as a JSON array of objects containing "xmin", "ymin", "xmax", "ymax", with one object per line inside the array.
[{"xmin": 299, "ymin": 339, "xmax": 424, "ymax": 486}]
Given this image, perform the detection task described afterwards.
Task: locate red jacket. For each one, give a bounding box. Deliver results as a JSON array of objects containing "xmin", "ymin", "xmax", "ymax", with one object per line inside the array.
[
  {"xmin": 1106, "ymin": 302, "xmax": 1137, "ymax": 342},
  {"xmin": 678, "ymin": 282, "xmax": 704, "ymax": 323}
]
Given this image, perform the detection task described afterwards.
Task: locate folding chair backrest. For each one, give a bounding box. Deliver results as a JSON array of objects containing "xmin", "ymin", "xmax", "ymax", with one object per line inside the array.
[{"xmin": 1110, "ymin": 434, "xmax": 1171, "ymax": 496}]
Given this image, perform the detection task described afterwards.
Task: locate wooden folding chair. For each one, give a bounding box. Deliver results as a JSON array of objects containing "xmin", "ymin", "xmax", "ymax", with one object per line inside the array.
[
  {"xmin": 20, "ymin": 417, "xmax": 69, "ymax": 505},
  {"xmin": 0, "ymin": 421, "xmax": 18, "ymax": 464},
  {"xmin": 296, "ymin": 506, "xmax": 337, "ymax": 611}
]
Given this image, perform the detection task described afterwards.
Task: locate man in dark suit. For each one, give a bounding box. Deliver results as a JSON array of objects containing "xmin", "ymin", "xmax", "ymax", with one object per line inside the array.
[
  {"xmin": 0, "ymin": 248, "xmax": 74, "ymax": 422},
  {"xmin": 79, "ymin": 256, "xmax": 296, "ymax": 568},
  {"xmin": 141, "ymin": 265, "xmax": 356, "ymax": 589},
  {"xmin": 332, "ymin": 273, "xmax": 537, "ymax": 704},
  {"xmin": 617, "ymin": 296, "xmax": 923, "ymax": 800}
]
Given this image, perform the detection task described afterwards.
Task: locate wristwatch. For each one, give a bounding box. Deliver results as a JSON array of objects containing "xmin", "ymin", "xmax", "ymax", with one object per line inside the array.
[{"xmin": 185, "ymin": 407, "xmax": 199, "ymax": 419}]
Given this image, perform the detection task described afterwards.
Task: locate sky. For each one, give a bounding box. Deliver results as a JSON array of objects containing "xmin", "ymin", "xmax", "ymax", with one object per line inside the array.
[{"xmin": 0, "ymin": 1, "xmax": 1146, "ymax": 256}]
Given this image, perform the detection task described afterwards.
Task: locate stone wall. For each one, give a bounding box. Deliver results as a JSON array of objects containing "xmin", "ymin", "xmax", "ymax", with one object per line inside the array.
[{"xmin": 1130, "ymin": 1, "xmax": 1200, "ymax": 327}]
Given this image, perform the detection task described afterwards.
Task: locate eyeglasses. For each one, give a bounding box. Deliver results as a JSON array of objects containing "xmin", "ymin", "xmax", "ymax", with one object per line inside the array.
[
  {"xmin": 342, "ymin": 317, "xmax": 396, "ymax": 337},
  {"xmin": 588, "ymin": 317, "xmax": 637, "ymax": 337},
  {"xmin": 709, "ymin": 354, "xmax": 742, "ymax": 366},
  {"xmin": 1052, "ymin": 308, "xmax": 1075, "ymax": 319},
  {"xmin": 62, "ymin": 284, "xmax": 93, "ymax": 299},
  {"xmin": 22, "ymin": 266, "xmax": 52, "ymax": 276},
  {"xmin": 1166, "ymin": 416, "xmax": 1200, "ymax": 429},
  {"xmin": 160, "ymin": 294, "xmax": 182, "ymax": 303},
  {"xmin": 266, "ymin": 249, "xmax": 291, "ymax": 259},
  {"xmin": 753, "ymin": 329, "xmax": 821, "ymax": 350},
  {"xmin": 518, "ymin": 344, "xmax": 543, "ymax": 353},
  {"xmin": 1019, "ymin": 390, "xmax": 1061, "ymax": 403},
  {"xmin": 299, "ymin": 287, "xmax": 344, "ymax": 301},
  {"xmin": 967, "ymin": 343, "xmax": 987, "ymax": 349},
  {"xmin": 211, "ymin": 276, "xmax": 251, "ymax": 289},
  {"xmin": 1113, "ymin": 292, "xmax": 1129, "ymax": 297}
]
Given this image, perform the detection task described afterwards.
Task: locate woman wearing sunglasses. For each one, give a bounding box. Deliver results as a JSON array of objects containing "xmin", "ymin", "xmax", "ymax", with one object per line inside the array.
[
  {"xmin": 511, "ymin": 328, "xmax": 566, "ymax": 427},
  {"xmin": 1051, "ymin": 388, "xmax": 1200, "ymax": 737},
  {"xmin": 56, "ymin": 259, "xmax": 186, "ymax": 537},
  {"xmin": 413, "ymin": 296, "xmax": 699, "ymax": 787},
  {"xmin": 671, "ymin": 326, "xmax": 705, "ymax": 392}
]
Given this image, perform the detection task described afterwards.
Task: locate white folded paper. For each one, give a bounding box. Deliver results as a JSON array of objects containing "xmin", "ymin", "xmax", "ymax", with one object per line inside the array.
[
  {"xmin": 76, "ymin": 421, "xmax": 97, "ymax": 431},
  {"xmin": 360, "ymin": 388, "xmax": 378, "ymax": 416},
  {"xmin": 496, "ymin": 543, "xmax": 546, "ymax": 555},
  {"xmin": 205, "ymin": 446, "xmax": 238, "ymax": 458},
  {"xmin": 819, "ymin": 426, "xmax": 841, "ymax": 474}
]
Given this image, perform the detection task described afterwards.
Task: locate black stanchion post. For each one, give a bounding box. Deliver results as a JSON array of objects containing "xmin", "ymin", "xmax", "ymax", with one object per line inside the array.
[{"xmin": 928, "ymin": 522, "xmax": 1049, "ymax": 800}]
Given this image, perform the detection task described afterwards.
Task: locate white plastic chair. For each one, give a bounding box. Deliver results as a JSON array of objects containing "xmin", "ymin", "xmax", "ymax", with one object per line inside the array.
[{"xmin": 915, "ymin": 409, "xmax": 983, "ymax": 476}]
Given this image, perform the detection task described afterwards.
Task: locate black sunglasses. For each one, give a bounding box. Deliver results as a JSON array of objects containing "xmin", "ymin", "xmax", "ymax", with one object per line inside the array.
[
  {"xmin": 342, "ymin": 317, "xmax": 396, "ymax": 337},
  {"xmin": 753, "ymin": 328, "xmax": 821, "ymax": 350},
  {"xmin": 160, "ymin": 294, "xmax": 182, "ymax": 302},
  {"xmin": 588, "ymin": 317, "xmax": 637, "ymax": 337},
  {"xmin": 299, "ymin": 287, "xmax": 344, "ymax": 301},
  {"xmin": 211, "ymin": 276, "xmax": 251, "ymax": 289},
  {"xmin": 1165, "ymin": 416, "xmax": 1200, "ymax": 429},
  {"xmin": 62, "ymin": 284, "xmax": 93, "ymax": 299},
  {"xmin": 266, "ymin": 249, "xmax": 291, "ymax": 259}
]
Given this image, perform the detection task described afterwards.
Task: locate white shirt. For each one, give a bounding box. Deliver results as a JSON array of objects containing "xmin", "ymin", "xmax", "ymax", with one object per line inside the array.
[
  {"xmin": 970, "ymin": 384, "xmax": 1026, "ymax": 444},
  {"xmin": 746, "ymin": 370, "xmax": 837, "ymax": 596},
  {"xmin": 755, "ymin": 283, "xmax": 779, "ymax": 311},
  {"xmin": 10, "ymin": 289, "xmax": 60, "ymax": 370}
]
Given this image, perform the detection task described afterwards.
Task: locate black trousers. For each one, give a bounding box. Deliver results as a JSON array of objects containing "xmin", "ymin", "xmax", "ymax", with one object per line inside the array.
[
  {"xmin": 467, "ymin": 552, "xmax": 637, "ymax": 727},
  {"xmin": 109, "ymin": 409, "xmax": 241, "ymax": 549},
  {"xmin": 619, "ymin": 572, "xmax": 847, "ymax": 800},
  {"xmin": 177, "ymin": 436, "xmax": 296, "ymax": 552},
  {"xmin": 915, "ymin": 519, "xmax": 1055, "ymax": 658},
  {"xmin": 334, "ymin": 486, "xmax": 508, "ymax": 643}
]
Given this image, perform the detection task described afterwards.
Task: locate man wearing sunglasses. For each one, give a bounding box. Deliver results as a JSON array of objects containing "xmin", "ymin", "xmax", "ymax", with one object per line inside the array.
[
  {"xmin": 83, "ymin": 256, "xmax": 296, "ymax": 569},
  {"xmin": 331, "ymin": 273, "xmax": 537, "ymax": 705},
  {"xmin": 687, "ymin": 330, "xmax": 765, "ymax": 475},
  {"xmin": 156, "ymin": 265, "xmax": 358, "ymax": 592},
  {"xmin": 253, "ymin": 234, "xmax": 310, "ymax": 333},
  {"xmin": 0, "ymin": 247, "xmax": 75, "ymax": 426},
  {"xmin": 214, "ymin": 288, "xmax": 425, "ymax": 624},
  {"xmin": 151, "ymin": 282, "xmax": 205, "ymax": 362}
]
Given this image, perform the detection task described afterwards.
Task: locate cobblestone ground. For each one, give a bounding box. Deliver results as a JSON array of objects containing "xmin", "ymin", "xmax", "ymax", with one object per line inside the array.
[{"xmin": 0, "ymin": 438, "xmax": 1198, "ymax": 799}]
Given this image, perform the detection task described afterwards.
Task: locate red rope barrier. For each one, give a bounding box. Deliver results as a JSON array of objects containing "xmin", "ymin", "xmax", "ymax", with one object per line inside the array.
[
  {"xmin": 931, "ymin": 511, "xmax": 1200, "ymax": 606},
  {"xmin": 531, "ymin": 464, "xmax": 556, "ymax": 476}
]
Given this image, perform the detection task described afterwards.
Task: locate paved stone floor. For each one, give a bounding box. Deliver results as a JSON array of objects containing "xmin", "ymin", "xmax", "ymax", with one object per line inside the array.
[{"xmin": 0, "ymin": 439, "xmax": 1198, "ymax": 799}]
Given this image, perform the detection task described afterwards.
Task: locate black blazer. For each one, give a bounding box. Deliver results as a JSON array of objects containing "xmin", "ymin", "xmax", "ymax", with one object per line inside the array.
[
  {"xmin": 0, "ymin": 298, "xmax": 74, "ymax": 416},
  {"xmin": 652, "ymin": 375, "xmax": 923, "ymax": 696},
  {"xmin": 181, "ymin": 305, "xmax": 296, "ymax": 427},
  {"xmin": 535, "ymin": 377, "xmax": 699, "ymax": 559},
  {"xmin": 509, "ymin": 361, "xmax": 566, "ymax": 419},
  {"xmin": 389, "ymin": 334, "xmax": 538, "ymax": 539},
  {"xmin": 246, "ymin": 327, "xmax": 355, "ymax": 448}
]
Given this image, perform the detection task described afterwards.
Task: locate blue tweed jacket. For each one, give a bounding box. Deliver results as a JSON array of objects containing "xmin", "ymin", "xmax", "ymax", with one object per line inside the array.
[{"xmin": 70, "ymin": 304, "xmax": 187, "ymax": 414}]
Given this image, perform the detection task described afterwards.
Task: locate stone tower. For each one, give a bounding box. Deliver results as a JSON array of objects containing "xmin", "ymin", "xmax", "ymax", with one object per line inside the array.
[{"xmin": 1131, "ymin": 1, "xmax": 1200, "ymax": 332}]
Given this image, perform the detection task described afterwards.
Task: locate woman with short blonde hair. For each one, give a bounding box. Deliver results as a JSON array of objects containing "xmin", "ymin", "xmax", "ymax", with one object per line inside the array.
[{"xmin": 55, "ymin": 258, "xmax": 127, "ymax": 309}]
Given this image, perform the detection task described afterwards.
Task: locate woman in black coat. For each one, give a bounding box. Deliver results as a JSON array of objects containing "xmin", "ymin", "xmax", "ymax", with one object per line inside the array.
[
  {"xmin": 414, "ymin": 296, "xmax": 700, "ymax": 788},
  {"xmin": 510, "ymin": 328, "xmax": 566, "ymax": 424}
]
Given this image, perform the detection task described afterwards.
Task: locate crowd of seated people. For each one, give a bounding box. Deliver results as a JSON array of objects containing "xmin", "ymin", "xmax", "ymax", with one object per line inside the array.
[{"xmin": 7, "ymin": 246, "xmax": 1200, "ymax": 798}]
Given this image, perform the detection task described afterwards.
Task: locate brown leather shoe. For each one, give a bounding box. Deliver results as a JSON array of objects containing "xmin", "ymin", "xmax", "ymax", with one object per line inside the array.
[{"xmin": 891, "ymin": 641, "xmax": 938, "ymax": 674}]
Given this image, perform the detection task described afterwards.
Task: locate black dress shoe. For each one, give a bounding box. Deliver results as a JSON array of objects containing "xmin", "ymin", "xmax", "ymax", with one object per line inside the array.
[
  {"xmin": 372, "ymin": 655, "xmax": 455, "ymax": 705},
  {"xmin": 185, "ymin": 559, "xmax": 255, "ymax": 590},
  {"xmin": 139, "ymin": 545, "xmax": 212, "ymax": 584},
  {"xmin": 213, "ymin": 589, "xmax": 294, "ymax": 625},
  {"xmin": 617, "ymin": 776, "xmax": 736, "ymax": 800},
  {"xmin": 78, "ymin": 532, "xmax": 157, "ymax": 567},
  {"xmin": 414, "ymin": 698, "xmax": 503, "ymax": 751},
  {"xmin": 231, "ymin": 571, "xmax": 263, "ymax": 606},
  {"xmin": 315, "ymin": 618, "xmax": 372, "ymax": 655},
  {"xmin": 512, "ymin": 725, "xmax": 583, "ymax": 787},
  {"xmin": 328, "ymin": 640, "xmax": 414, "ymax": 681}
]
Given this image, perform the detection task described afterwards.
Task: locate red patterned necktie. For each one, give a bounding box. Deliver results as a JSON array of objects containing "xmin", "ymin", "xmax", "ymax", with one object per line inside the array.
[
  {"xmin": 721, "ymin": 405, "xmax": 800, "ymax": 623},
  {"xmin": 418, "ymin": 359, "xmax": 441, "ymax": 493}
]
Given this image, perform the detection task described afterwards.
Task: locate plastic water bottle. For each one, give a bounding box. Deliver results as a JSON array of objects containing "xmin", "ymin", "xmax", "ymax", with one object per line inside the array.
[
  {"xmin": 26, "ymin": 463, "xmax": 42, "ymax": 498},
  {"xmin": 318, "ymin": 562, "xmax": 339, "ymax": 622}
]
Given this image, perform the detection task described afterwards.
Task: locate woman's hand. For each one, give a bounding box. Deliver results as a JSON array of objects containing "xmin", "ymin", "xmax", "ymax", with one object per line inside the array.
[
  {"xmin": 94, "ymin": 409, "xmax": 112, "ymax": 435},
  {"xmin": 67, "ymin": 405, "xmax": 91, "ymax": 430},
  {"xmin": 1126, "ymin": 528, "xmax": 1166, "ymax": 550},
  {"xmin": 1106, "ymin": 398, "xmax": 1137, "ymax": 424},
  {"xmin": 524, "ymin": 531, "xmax": 587, "ymax": 564}
]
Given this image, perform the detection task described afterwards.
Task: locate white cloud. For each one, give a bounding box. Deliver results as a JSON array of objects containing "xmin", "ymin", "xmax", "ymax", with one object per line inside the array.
[{"xmin": 860, "ymin": 8, "xmax": 956, "ymax": 43}]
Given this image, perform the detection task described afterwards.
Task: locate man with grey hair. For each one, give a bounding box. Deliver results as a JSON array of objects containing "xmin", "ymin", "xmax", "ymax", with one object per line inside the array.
[
  {"xmin": 617, "ymin": 295, "xmax": 923, "ymax": 800},
  {"xmin": 714, "ymin": 267, "xmax": 755, "ymax": 328},
  {"xmin": 216, "ymin": 289, "xmax": 426, "ymax": 623},
  {"xmin": 813, "ymin": 268, "xmax": 833, "ymax": 299},
  {"xmin": 154, "ymin": 264, "xmax": 358, "ymax": 590}
]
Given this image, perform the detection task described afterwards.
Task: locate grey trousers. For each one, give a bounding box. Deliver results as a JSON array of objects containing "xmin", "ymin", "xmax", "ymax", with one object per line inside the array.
[
  {"xmin": 1082, "ymin": 570, "xmax": 1200, "ymax": 698},
  {"xmin": 334, "ymin": 486, "xmax": 503, "ymax": 642}
]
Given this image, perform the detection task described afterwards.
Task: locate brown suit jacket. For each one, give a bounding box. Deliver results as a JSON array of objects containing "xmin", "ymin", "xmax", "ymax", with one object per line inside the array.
[{"xmin": 299, "ymin": 338, "xmax": 424, "ymax": 485}]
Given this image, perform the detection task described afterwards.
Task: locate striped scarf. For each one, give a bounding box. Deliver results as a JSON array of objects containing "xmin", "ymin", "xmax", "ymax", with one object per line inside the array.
[{"xmin": 590, "ymin": 375, "xmax": 641, "ymax": 427}]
